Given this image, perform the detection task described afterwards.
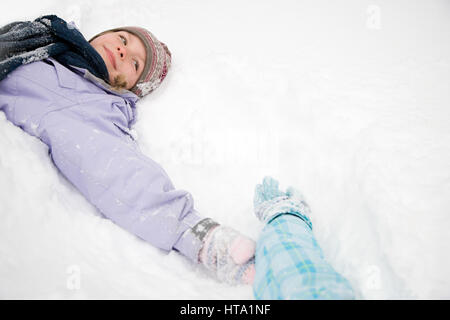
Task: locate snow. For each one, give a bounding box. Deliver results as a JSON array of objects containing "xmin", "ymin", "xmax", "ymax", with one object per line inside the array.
[
  {"xmin": 1, "ymin": 0, "xmax": 449, "ymax": 299},
  {"xmin": 2, "ymin": 44, "xmax": 51, "ymax": 66}
]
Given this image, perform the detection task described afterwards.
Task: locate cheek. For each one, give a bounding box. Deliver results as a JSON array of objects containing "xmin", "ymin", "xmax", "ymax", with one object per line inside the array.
[
  {"xmin": 124, "ymin": 69, "xmax": 139, "ymax": 88},
  {"xmin": 108, "ymin": 73, "xmax": 115, "ymax": 84},
  {"xmin": 90, "ymin": 41, "xmax": 103, "ymax": 60},
  {"xmin": 105, "ymin": 63, "xmax": 117, "ymax": 83}
]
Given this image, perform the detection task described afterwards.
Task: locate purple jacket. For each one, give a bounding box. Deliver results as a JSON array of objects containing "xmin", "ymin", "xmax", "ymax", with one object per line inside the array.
[{"xmin": 0, "ymin": 58, "xmax": 204, "ymax": 262}]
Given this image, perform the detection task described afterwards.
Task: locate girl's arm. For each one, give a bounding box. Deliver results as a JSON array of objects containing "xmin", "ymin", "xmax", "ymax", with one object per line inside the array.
[
  {"xmin": 1, "ymin": 77, "xmax": 256, "ymax": 282},
  {"xmin": 36, "ymin": 102, "xmax": 205, "ymax": 261}
]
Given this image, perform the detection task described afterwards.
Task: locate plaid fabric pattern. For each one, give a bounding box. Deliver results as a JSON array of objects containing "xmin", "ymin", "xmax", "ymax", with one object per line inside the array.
[{"xmin": 253, "ymin": 214, "xmax": 355, "ymax": 300}]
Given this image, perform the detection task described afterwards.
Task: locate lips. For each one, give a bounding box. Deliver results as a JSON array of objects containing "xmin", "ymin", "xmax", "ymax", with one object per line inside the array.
[{"xmin": 103, "ymin": 45, "xmax": 116, "ymax": 70}]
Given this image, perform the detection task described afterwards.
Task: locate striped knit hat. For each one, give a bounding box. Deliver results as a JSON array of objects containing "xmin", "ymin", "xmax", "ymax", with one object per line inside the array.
[{"xmin": 89, "ymin": 26, "xmax": 171, "ymax": 98}]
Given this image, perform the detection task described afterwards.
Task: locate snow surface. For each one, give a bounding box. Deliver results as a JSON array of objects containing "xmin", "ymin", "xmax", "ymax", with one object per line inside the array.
[{"xmin": 1, "ymin": 0, "xmax": 449, "ymax": 299}]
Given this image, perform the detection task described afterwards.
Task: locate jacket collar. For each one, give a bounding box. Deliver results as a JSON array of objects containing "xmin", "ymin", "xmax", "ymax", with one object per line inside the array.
[
  {"xmin": 49, "ymin": 58, "xmax": 140, "ymax": 127},
  {"xmin": 80, "ymin": 67, "xmax": 140, "ymax": 127}
]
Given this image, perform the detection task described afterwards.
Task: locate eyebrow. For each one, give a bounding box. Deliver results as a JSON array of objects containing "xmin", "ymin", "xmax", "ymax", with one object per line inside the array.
[{"xmin": 124, "ymin": 32, "xmax": 146, "ymax": 70}]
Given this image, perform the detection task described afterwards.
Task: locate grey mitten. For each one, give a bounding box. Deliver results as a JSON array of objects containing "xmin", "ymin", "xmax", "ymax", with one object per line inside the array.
[{"xmin": 198, "ymin": 222, "xmax": 256, "ymax": 285}]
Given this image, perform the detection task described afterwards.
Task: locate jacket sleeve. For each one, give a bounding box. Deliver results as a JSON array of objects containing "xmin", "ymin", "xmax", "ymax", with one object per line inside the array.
[{"xmin": 36, "ymin": 100, "xmax": 204, "ymax": 255}]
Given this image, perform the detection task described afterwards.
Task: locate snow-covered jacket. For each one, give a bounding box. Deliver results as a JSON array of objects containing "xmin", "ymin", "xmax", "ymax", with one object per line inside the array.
[{"xmin": 0, "ymin": 58, "xmax": 204, "ymax": 262}]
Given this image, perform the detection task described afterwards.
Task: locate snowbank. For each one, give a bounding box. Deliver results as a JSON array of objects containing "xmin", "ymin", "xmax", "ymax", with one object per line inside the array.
[{"xmin": 1, "ymin": 0, "xmax": 449, "ymax": 299}]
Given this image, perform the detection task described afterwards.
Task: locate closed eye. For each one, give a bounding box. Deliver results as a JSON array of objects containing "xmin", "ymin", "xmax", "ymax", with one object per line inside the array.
[
  {"xmin": 119, "ymin": 35, "xmax": 127, "ymax": 45},
  {"xmin": 133, "ymin": 60, "xmax": 139, "ymax": 72}
]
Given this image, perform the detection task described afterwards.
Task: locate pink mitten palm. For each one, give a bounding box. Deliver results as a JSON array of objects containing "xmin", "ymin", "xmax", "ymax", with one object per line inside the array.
[{"xmin": 199, "ymin": 225, "xmax": 256, "ymax": 285}]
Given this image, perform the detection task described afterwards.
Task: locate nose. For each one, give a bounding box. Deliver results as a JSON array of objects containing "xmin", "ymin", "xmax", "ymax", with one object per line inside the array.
[{"xmin": 117, "ymin": 45, "xmax": 126, "ymax": 59}]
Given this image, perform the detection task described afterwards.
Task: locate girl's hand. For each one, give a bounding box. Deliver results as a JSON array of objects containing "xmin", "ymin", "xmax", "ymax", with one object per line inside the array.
[
  {"xmin": 253, "ymin": 176, "xmax": 312, "ymax": 228},
  {"xmin": 199, "ymin": 226, "xmax": 255, "ymax": 285}
]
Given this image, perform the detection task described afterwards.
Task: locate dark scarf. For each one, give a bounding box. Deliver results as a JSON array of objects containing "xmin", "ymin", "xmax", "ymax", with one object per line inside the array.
[{"xmin": 0, "ymin": 15, "xmax": 109, "ymax": 82}]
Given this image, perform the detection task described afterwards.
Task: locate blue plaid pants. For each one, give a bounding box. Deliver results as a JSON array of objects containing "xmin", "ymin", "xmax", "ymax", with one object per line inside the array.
[{"xmin": 253, "ymin": 214, "xmax": 355, "ymax": 300}]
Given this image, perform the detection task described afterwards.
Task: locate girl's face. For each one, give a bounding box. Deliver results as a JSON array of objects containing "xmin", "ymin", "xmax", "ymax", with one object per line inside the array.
[{"xmin": 90, "ymin": 31, "xmax": 147, "ymax": 90}]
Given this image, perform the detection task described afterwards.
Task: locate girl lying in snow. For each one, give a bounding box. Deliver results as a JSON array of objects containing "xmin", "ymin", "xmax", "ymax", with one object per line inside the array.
[
  {"xmin": 0, "ymin": 15, "xmax": 355, "ymax": 297},
  {"xmin": 0, "ymin": 15, "xmax": 256, "ymax": 285}
]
